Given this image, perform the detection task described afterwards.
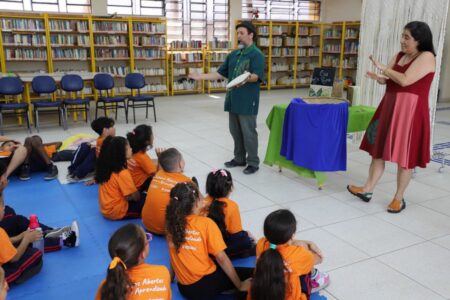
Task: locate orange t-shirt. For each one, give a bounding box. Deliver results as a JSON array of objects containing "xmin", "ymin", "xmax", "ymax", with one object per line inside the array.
[
  {"xmin": 44, "ymin": 144, "xmax": 57, "ymax": 158},
  {"xmin": 98, "ymin": 169, "xmax": 137, "ymax": 220},
  {"xmin": 0, "ymin": 228, "xmax": 17, "ymax": 265},
  {"xmin": 96, "ymin": 137, "xmax": 104, "ymax": 158},
  {"xmin": 203, "ymin": 196, "xmax": 243, "ymax": 234},
  {"xmin": 142, "ymin": 170, "xmax": 191, "ymax": 234},
  {"xmin": 168, "ymin": 214, "xmax": 227, "ymax": 285},
  {"xmin": 95, "ymin": 264, "xmax": 171, "ymax": 300},
  {"xmin": 252, "ymin": 238, "xmax": 314, "ymax": 300},
  {"xmin": 128, "ymin": 152, "xmax": 157, "ymax": 189}
]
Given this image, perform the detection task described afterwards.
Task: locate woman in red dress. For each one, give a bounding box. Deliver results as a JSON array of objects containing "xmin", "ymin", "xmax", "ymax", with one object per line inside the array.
[{"xmin": 347, "ymin": 21, "xmax": 436, "ymax": 213}]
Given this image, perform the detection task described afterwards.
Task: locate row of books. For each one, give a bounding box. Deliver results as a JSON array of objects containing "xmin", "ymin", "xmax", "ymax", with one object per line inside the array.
[
  {"xmin": 208, "ymin": 79, "xmax": 228, "ymax": 88},
  {"xmin": 94, "ymin": 49, "xmax": 129, "ymax": 58},
  {"xmin": 170, "ymin": 40, "xmax": 202, "ymax": 49},
  {"xmin": 271, "ymin": 63, "xmax": 291, "ymax": 72},
  {"xmin": 173, "ymin": 79, "xmax": 200, "ymax": 91},
  {"xmin": 257, "ymin": 26, "xmax": 269, "ymax": 35},
  {"xmin": 132, "ymin": 23, "xmax": 165, "ymax": 33},
  {"xmin": 322, "ymin": 56, "xmax": 340, "ymax": 68},
  {"xmin": 344, "ymin": 41, "xmax": 359, "ymax": 53},
  {"xmin": 324, "ymin": 28, "xmax": 342, "ymax": 38},
  {"xmin": 345, "ymin": 28, "xmax": 359, "ymax": 39},
  {"xmin": 135, "ymin": 68, "xmax": 165, "ymax": 76},
  {"xmin": 297, "ymin": 62, "xmax": 318, "ymax": 71},
  {"xmin": 134, "ymin": 36, "xmax": 166, "ymax": 46},
  {"xmin": 93, "ymin": 21, "xmax": 127, "ymax": 32},
  {"xmin": 172, "ymin": 53, "xmax": 203, "ymax": 63},
  {"xmin": 134, "ymin": 49, "xmax": 165, "ymax": 58},
  {"xmin": 49, "ymin": 20, "xmax": 88, "ymax": 32},
  {"xmin": 51, "ymin": 35, "xmax": 89, "ymax": 46},
  {"xmin": 274, "ymin": 75, "xmax": 311, "ymax": 85},
  {"xmin": 257, "ymin": 38, "xmax": 270, "ymax": 47},
  {"xmin": 52, "ymin": 49, "xmax": 89, "ymax": 59},
  {"xmin": 323, "ymin": 44, "xmax": 341, "ymax": 52},
  {"xmin": 115, "ymin": 84, "xmax": 167, "ymax": 93},
  {"xmin": 97, "ymin": 66, "xmax": 130, "ymax": 76},
  {"xmin": 298, "ymin": 37, "xmax": 316, "ymax": 47},
  {"xmin": 208, "ymin": 52, "xmax": 227, "ymax": 62},
  {"xmin": 3, "ymin": 34, "xmax": 46, "ymax": 46},
  {"xmin": 283, "ymin": 37, "xmax": 296, "ymax": 46},
  {"xmin": 208, "ymin": 40, "xmax": 231, "ymax": 49},
  {"xmin": 5, "ymin": 49, "xmax": 47, "ymax": 60},
  {"xmin": 343, "ymin": 57, "xmax": 358, "ymax": 69},
  {"xmin": 94, "ymin": 35, "xmax": 128, "ymax": 45},
  {"xmin": 272, "ymin": 37, "xmax": 283, "ymax": 47},
  {"xmin": 1, "ymin": 19, "xmax": 44, "ymax": 30},
  {"xmin": 173, "ymin": 68, "xmax": 186, "ymax": 76}
]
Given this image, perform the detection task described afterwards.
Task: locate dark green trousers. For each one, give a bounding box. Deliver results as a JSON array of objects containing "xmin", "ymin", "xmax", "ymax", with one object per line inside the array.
[{"xmin": 228, "ymin": 112, "xmax": 259, "ymax": 167}]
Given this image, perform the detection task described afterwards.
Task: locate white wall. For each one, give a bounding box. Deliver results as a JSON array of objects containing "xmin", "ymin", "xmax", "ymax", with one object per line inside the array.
[
  {"xmin": 91, "ymin": 0, "xmax": 107, "ymax": 16},
  {"xmin": 229, "ymin": 0, "xmax": 242, "ymax": 46},
  {"xmin": 321, "ymin": 0, "xmax": 362, "ymax": 22},
  {"xmin": 439, "ymin": 10, "xmax": 450, "ymax": 102}
]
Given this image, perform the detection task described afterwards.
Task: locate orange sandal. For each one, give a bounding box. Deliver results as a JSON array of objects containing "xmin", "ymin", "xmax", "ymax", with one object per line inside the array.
[
  {"xmin": 387, "ymin": 198, "xmax": 406, "ymax": 213},
  {"xmin": 347, "ymin": 185, "xmax": 373, "ymax": 202}
]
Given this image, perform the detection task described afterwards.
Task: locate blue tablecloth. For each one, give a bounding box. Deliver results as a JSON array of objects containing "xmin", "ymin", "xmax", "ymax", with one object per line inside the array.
[{"xmin": 280, "ymin": 98, "xmax": 349, "ymax": 171}]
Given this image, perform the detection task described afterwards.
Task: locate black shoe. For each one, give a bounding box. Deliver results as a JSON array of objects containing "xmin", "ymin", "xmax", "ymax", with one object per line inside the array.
[
  {"xmin": 19, "ymin": 164, "xmax": 31, "ymax": 181},
  {"xmin": 44, "ymin": 164, "xmax": 58, "ymax": 181},
  {"xmin": 243, "ymin": 165, "xmax": 259, "ymax": 174},
  {"xmin": 224, "ymin": 159, "xmax": 246, "ymax": 168}
]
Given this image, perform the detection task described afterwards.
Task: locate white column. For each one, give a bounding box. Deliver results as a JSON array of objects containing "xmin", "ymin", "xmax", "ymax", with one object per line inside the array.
[
  {"xmin": 229, "ymin": 0, "xmax": 242, "ymax": 46},
  {"xmin": 438, "ymin": 5, "xmax": 450, "ymax": 102},
  {"xmin": 91, "ymin": 0, "xmax": 108, "ymax": 16}
]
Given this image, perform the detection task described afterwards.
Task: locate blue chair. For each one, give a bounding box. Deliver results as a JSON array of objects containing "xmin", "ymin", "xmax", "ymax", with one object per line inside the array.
[
  {"xmin": 60, "ymin": 74, "xmax": 91, "ymax": 126},
  {"xmin": 31, "ymin": 75, "xmax": 65, "ymax": 132},
  {"xmin": 93, "ymin": 73, "xmax": 127, "ymax": 122},
  {"xmin": 0, "ymin": 77, "xmax": 31, "ymax": 135},
  {"xmin": 125, "ymin": 73, "xmax": 156, "ymax": 124}
]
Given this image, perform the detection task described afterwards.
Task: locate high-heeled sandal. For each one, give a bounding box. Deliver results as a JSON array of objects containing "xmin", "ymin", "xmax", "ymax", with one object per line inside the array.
[
  {"xmin": 347, "ymin": 185, "xmax": 373, "ymax": 202},
  {"xmin": 387, "ymin": 198, "xmax": 406, "ymax": 213}
]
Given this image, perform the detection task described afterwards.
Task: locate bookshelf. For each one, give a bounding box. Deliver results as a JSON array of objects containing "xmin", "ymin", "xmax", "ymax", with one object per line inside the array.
[
  {"xmin": 131, "ymin": 18, "xmax": 169, "ymax": 96},
  {"xmin": 206, "ymin": 40, "xmax": 231, "ymax": 93},
  {"xmin": 169, "ymin": 40, "xmax": 204, "ymax": 95},
  {"xmin": 253, "ymin": 20, "xmax": 270, "ymax": 89},
  {"xmin": 296, "ymin": 23, "xmax": 321, "ymax": 88},
  {"xmin": 342, "ymin": 21, "xmax": 360, "ymax": 87},
  {"xmin": 321, "ymin": 22, "xmax": 342, "ymax": 79},
  {"xmin": 270, "ymin": 21, "xmax": 297, "ymax": 89}
]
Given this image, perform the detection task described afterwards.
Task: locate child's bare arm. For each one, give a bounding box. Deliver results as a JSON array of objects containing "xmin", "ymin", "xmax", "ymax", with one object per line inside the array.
[
  {"xmin": 292, "ymin": 239, "xmax": 323, "ymax": 264},
  {"xmin": 9, "ymin": 232, "xmax": 25, "ymax": 244},
  {"xmin": 11, "ymin": 229, "xmax": 42, "ymax": 262}
]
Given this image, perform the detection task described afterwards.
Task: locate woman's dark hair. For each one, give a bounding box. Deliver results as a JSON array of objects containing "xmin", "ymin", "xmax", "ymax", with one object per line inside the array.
[
  {"xmin": 91, "ymin": 117, "xmax": 115, "ymax": 135},
  {"xmin": 95, "ymin": 136, "xmax": 128, "ymax": 184},
  {"xmin": 206, "ymin": 169, "xmax": 233, "ymax": 238},
  {"xmin": 165, "ymin": 182, "xmax": 200, "ymax": 252},
  {"xmin": 100, "ymin": 223, "xmax": 146, "ymax": 300},
  {"xmin": 251, "ymin": 209, "xmax": 297, "ymax": 300},
  {"xmin": 126, "ymin": 125, "xmax": 153, "ymax": 154},
  {"xmin": 404, "ymin": 21, "xmax": 436, "ymax": 56}
]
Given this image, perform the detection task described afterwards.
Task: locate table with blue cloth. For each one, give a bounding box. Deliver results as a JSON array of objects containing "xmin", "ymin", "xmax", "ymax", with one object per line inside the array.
[{"xmin": 264, "ymin": 100, "xmax": 376, "ymax": 187}]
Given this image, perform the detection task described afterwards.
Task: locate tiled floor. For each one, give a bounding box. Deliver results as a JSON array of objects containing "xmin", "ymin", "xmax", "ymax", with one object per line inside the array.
[{"xmin": 4, "ymin": 88, "xmax": 450, "ymax": 300}]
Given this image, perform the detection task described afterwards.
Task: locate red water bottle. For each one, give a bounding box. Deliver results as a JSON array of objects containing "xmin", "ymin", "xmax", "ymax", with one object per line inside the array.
[{"xmin": 29, "ymin": 214, "xmax": 44, "ymax": 253}]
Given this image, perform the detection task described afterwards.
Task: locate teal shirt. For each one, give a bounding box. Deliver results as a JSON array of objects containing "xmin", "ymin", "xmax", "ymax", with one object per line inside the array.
[{"xmin": 217, "ymin": 43, "xmax": 265, "ymax": 115}]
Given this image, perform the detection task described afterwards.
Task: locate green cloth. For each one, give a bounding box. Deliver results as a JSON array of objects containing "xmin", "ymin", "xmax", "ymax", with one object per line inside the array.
[
  {"xmin": 264, "ymin": 104, "xmax": 376, "ymax": 187},
  {"xmin": 217, "ymin": 43, "xmax": 265, "ymax": 115}
]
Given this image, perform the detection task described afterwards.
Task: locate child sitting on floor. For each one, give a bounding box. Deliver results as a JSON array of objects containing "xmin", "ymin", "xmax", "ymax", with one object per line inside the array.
[
  {"xmin": 141, "ymin": 148, "xmax": 193, "ymax": 235},
  {"xmin": 203, "ymin": 168, "xmax": 256, "ymax": 258},
  {"xmin": 67, "ymin": 117, "xmax": 115, "ymax": 182},
  {"xmin": 0, "ymin": 266, "xmax": 8, "ymax": 300},
  {"xmin": 166, "ymin": 182, "xmax": 253, "ymax": 300},
  {"xmin": 126, "ymin": 124, "xmax": 163, "ymax": 192},
  {"xmin": 249, "ymin": 209, "xmax": 329, "ymax": 300},
  {"xmin": 95, "ymin": 223, "xmax": 171, "ymax": 300},
  {"xmin": 95, "ymin": 136, "xmax": 143, "ymax": 220}
]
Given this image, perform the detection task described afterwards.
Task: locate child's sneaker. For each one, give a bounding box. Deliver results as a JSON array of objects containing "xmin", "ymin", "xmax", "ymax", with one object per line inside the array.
[
  {"xmin": 62, "ymin": 221, "xmax": 80, "ymax": 248},
  {"xmin": 44, "ymin": 225, "xmax": 71, "ymax": 239},
  {"xmin": 311, "ymin": 269, "xmax": 330, "ymax": 293},
  {"xmin": 19, "ymin": 164, "xmax": 31, "ymax": 181},
  {"xmin": 44, "ymin": 164, "xmax": 58, "ymax": 181}
]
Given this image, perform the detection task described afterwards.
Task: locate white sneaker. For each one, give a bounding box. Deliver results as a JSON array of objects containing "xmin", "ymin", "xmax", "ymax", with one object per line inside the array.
[
  {"xmin": 62, "ymin": 221, "xmax": 80, "ymax": 248},
  {"xmin": 45, "ymin": 225, "xmax": 71, "ymax": 239}
]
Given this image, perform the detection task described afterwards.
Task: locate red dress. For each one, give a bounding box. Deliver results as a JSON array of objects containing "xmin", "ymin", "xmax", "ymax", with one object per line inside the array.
[{"xmin": 360, "ymin": 52, "xmax": 435, "ymax": 169}]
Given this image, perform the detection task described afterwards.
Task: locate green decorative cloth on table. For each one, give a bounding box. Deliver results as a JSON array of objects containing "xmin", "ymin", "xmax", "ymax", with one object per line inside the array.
[{"xmin": 264, "ymin": 104, "xmax": 376, "ymax": 187}]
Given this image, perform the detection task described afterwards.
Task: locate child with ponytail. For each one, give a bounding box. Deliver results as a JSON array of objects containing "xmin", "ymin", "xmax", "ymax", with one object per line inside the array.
[
  {"xmin": 96, "ymin": 223, "xmax": 171, "ymax": 300},
  {"xmin": 165, "ymin": 182, "xmax": 253, "ymax": 300},
  {"xmin": 250, "ymin": 209, "xmax": 329, "ymax": 300},
  {"xmin": 204, "ymin": 168, "xmax": 255, "ymax": 258},
  {"xmin": 126, "ymin": 125, "xmax": 162, "ymax": 192},
  {"xmin": 95, "ymin": 136, "xmax": 143, "ymax": 220}
]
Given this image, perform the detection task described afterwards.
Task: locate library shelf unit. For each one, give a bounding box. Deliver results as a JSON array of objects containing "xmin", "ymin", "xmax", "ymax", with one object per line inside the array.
[
  {"xmin": 342, "ymin": 21, "xmax": 360, "ymax": 87},
  {"xmin": 270, "ymin": 21, "xmax": 297, "ymax": 89},
  {"xmin": 169, "ymin": 41, "xmax": 204, "ymax": 96},
  {"xmin": 205, "ymin": 40, "xmax": 232, "ymax": 93}
]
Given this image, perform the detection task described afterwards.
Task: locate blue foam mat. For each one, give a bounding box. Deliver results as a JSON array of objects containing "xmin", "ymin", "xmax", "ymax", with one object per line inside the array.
[{"xmin": 5, "ymin": 175, "xmax": 329, "ymax": 300}]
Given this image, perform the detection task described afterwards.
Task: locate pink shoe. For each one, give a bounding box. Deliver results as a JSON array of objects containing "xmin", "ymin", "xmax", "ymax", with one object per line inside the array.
[{"xmin": 311, "ymin": 269, "xmax": 330, "ymax": 293}]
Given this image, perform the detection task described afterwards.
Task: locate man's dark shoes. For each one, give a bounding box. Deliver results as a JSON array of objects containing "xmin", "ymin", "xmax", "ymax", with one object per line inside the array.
[
  {"xmin": 243, "ymin": 165, "xmax": 259, "ymax": 175},
  {"xmin": 224, "ymin": 159, "xmax": 246, "ymax": 168}
]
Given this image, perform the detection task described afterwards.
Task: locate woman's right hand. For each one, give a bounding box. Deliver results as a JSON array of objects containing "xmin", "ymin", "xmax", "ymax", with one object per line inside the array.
[{"xmin": 366, "ymin": 71, "xmax": 389, "ymax": 82}]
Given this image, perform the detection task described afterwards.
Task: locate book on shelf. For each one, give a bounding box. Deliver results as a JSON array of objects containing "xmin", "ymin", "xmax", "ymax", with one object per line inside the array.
[
  {"xmin": 3, "ymin": 34, "xmax": 46, "ymax": 46},
  {"xmin": 345, "ymin": 28, "xmax": 359, "ymax": 39},
  {"xmin": 324, "ymin": 28, "xmax": 341, "ymax": 38},
  {"xmin": 283, "ymin": 37, "xmax": 295, "ymax": 46},
  {"xmin": 209, "ymin": 79, "xmax": 228, "ymax": 88},
  {"xmin": 94, "ymin": 35, "xmax": 127, "ymax": 45},
  {"xmin": 322, "ymin": 55, "xmax": 340, "ymax": 68},
  {"xmin": 172, "ymin": 52, "xmax": 203, "ymax": 63},
  {"xmin": 97, "ymin": 66, "xmax": 130, "ymax": 76},
  {"xmin": 271, "ymin": 63, "xmax": 290, "ymax": 72},
  {"xmin": 5, "ymin": 48, "xmax": 47, "ymax": 60},
  {"xmin": 282, "ymin": 48, "xmax": 295, "ymax": 56},
  {"xmin": 323, "ymin": 44, "xmax": 341, "ymax": 52},
  {"xmin": 308, "ymin": 48, "xmax": 320, "ymax": 56},
  {"xmin": 310, "ymin": 27, "xmax": 321, "ymax": 36},
  {"xmin": 173, "ymin": 68, "xmax": 187, "ymax": 76},
  {"xmin": 208, "ymin": 39, "xmax": 231, "ymax": 49},
  {"xmin": 93, "ymin": 21, "xmax": 127, "ymax": 32},
  {"xmin": 170, "ymin": 40, "xmax": 202, "ymax": 49},
  {"xmin": 298, "ymin": 37, "xmax": 313, "ymax": 47},
  {"xmin": 134, "ymin": 36, "xmax": 166, "ymax": 46},
  {"xmin": 298, "ymin": 26, "xmax": 309, "ymax": 35},
  {"xmin": 134, "ymin": 48, "xmax": 165, "ymax": 59},
  {"xmin": 52, "ymin": 48, "xmax": 89, "ymax": 59},
  {"xmin": 133, "ymin": 23, "xmax": 165, "ymax": 34},
  {"xmin": 95, "ymin": 49, "xmax": 129, "ymax": 59},
  {"xmin": 173, "ymin": 79, "xmax": 199, "ymax": 91},
  {"xmin": 344, "ymin": 41, "xmax": 359, "ymax": 53},
  {"xmin": 49, "ymin": 20, "xmax": 88, "ymax": 32},
  {"xmin": 1, "ymin": 18, "xmax": 45, "ymax": 31},
  {"xmin": 257, "ymin": 37, "xmax": 270, "ymax": 47},
  {"xmin": 272, "ymin": 37, "xmax": 282, "ymax": 47},
  {"xmin": 50, "ymin": 34, "xmax": 89, "ymax": 46},
  {"xmin": 257, "ymin": 26, "xmax": 269, "ymax": 35},
  {"xmin": 135, "ymin": 68, "xmax": 165, "ymax": 76},
  {"xmin": 209, "ymin": 52, "xmax": 227, "ymax": 62}
]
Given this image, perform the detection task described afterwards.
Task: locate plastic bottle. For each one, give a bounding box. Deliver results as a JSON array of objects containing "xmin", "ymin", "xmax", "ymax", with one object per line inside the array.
[{"xmin": 29, "ymin": 214, "xmax": 44, "ymax": 253}]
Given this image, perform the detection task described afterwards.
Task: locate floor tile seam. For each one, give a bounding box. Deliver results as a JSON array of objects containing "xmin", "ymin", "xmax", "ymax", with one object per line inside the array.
[
  {"xmin": 370, "ymin": 208, "xmax": 449, "ymax": 240},
  {"xmin": 374, "ymin": 255, "xmax": 449, "ymax": 299}
]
